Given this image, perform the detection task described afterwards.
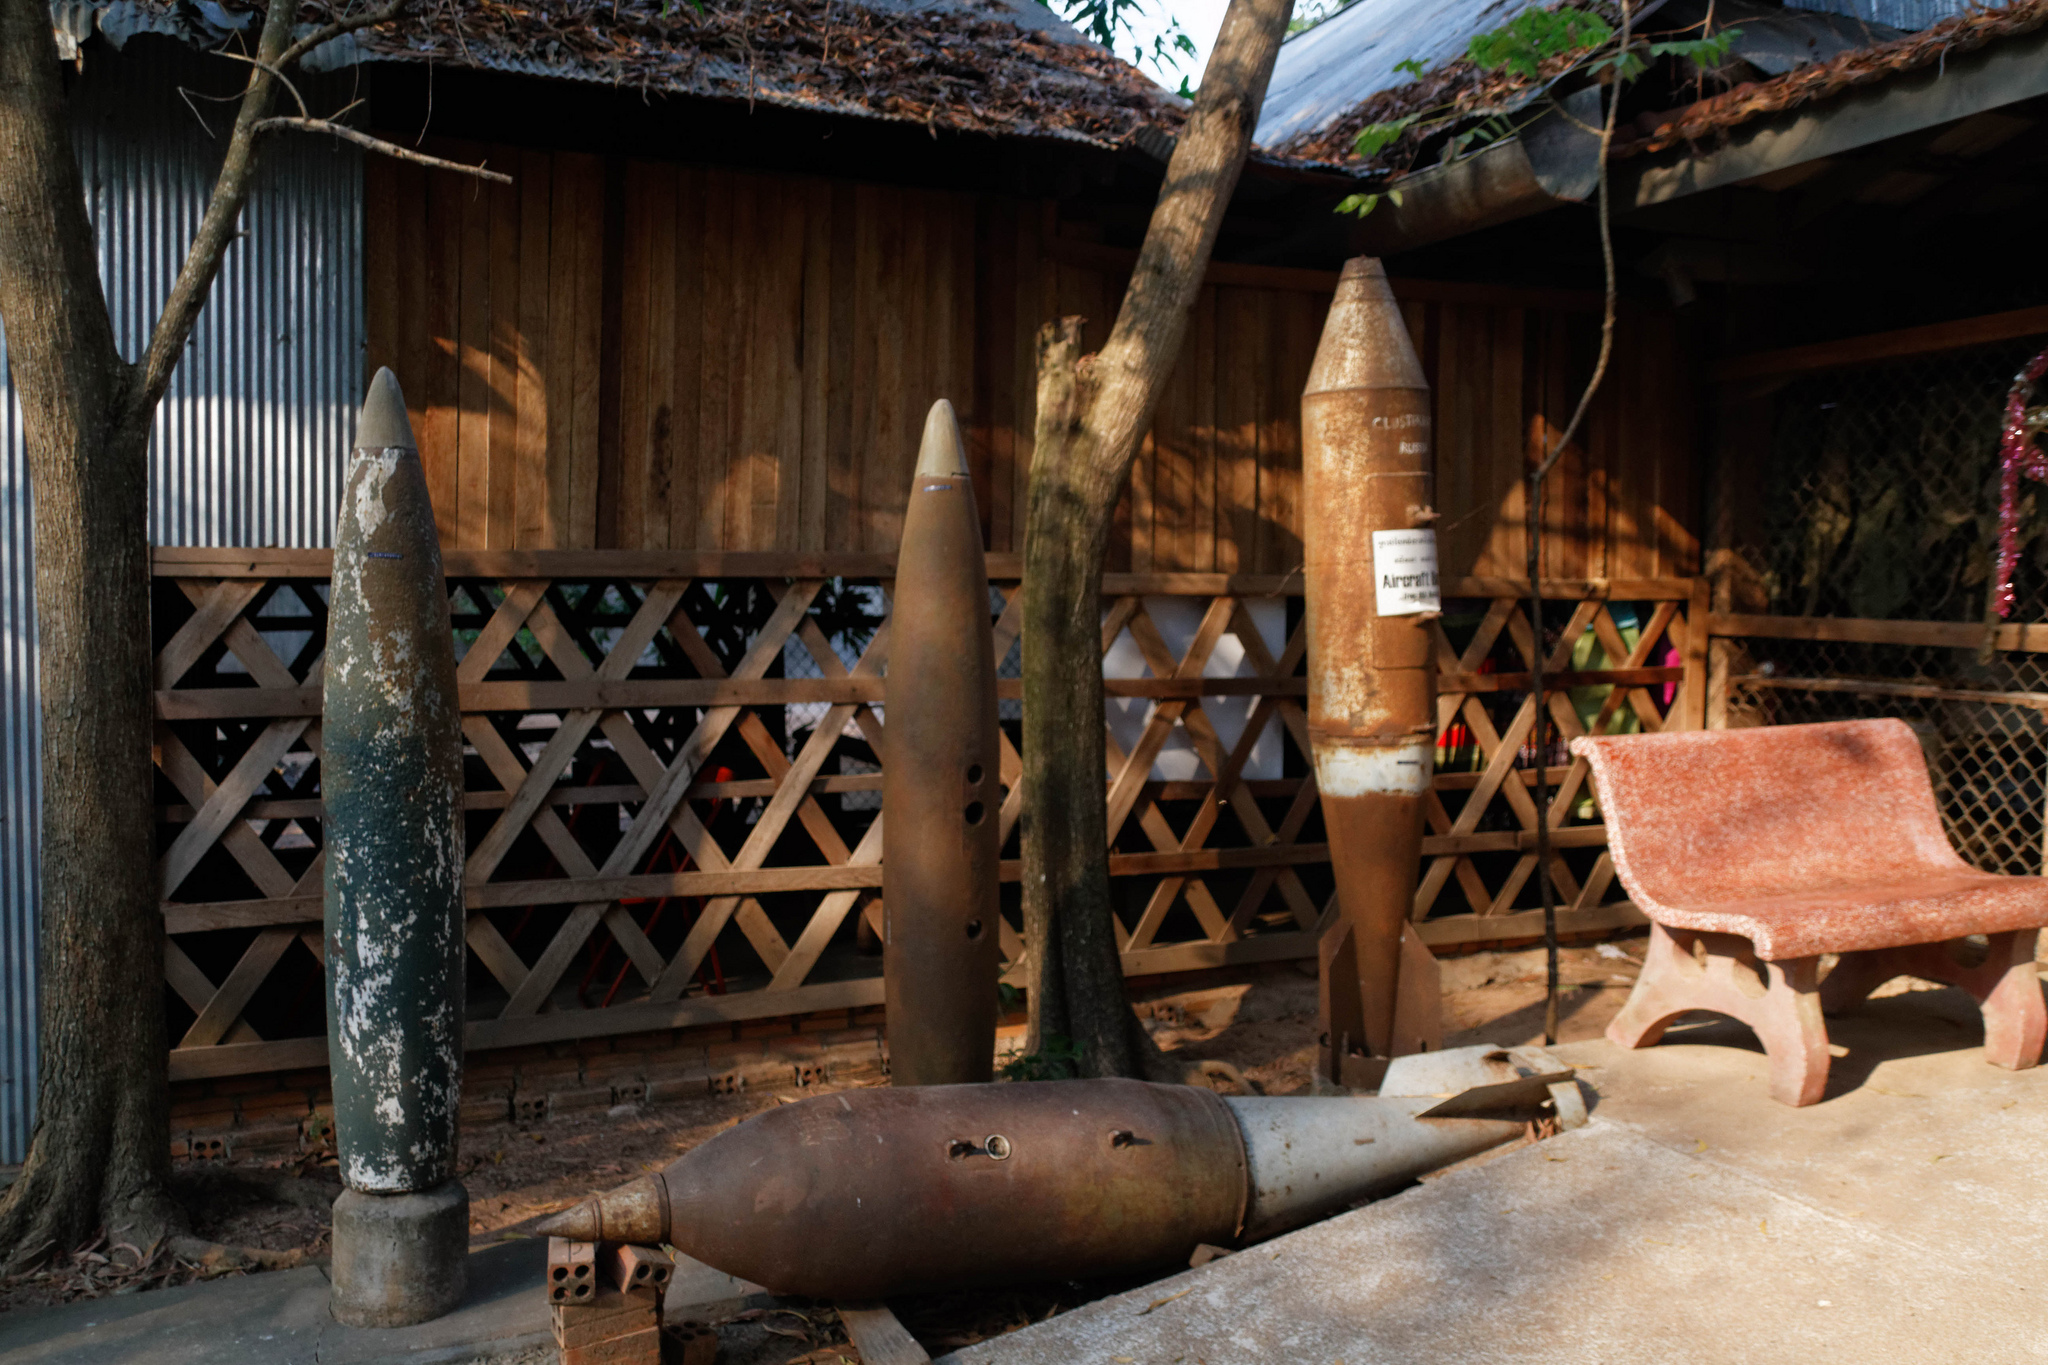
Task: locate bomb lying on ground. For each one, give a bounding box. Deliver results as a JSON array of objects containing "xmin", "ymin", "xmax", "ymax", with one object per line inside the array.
[{"xmin": 535, "ymin": 1045, "xmax": 1582, "ymax": 1299}]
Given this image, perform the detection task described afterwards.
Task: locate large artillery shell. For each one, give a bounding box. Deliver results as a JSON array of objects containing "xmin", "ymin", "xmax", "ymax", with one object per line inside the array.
[
  {"xmin": 323, "ymin": 368, "xmax": 465, "ymax": 1192},
  {"xmin": 883, "ymin": 400, "xmax": 1002, "ymax": 1087},
  {"xmin": 1302, "ymin": 259, "xmax": 1438, "ymax": 1068},
  {"xmin": 533, "ymin": 1053, "xmax": 1569, "ymax": 1298}
]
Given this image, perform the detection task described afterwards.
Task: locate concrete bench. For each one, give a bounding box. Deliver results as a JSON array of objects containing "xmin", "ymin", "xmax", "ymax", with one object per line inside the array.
[{"xmin": 1571, "ymin": 718, "xmax": 2048, "ymax": 1106}]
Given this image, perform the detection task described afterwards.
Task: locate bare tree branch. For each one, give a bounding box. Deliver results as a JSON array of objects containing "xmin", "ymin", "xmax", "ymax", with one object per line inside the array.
[
  {"xmin": 134, "ymin": 0, "xmax": 296, "ymax": 412},
  {"xmin": 137, "ymin": 0, "xmax": 411, "ymax": 411},
  {"xmin": 211, "ymin": 50, "xmax": 311, "ymax": 118},
  {"xmin": 276, "ymin": 0, "xmax": 407, "ymax": 71},
  {"xmin": 257, "ymin": 118, "xmax": 513, "ymax": 181}
]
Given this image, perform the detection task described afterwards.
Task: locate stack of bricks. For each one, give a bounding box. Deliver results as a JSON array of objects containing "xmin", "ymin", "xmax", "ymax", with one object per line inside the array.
[{"xmin": 547, "ymin": 1237, "xmax": 681, "ymax": 1364}]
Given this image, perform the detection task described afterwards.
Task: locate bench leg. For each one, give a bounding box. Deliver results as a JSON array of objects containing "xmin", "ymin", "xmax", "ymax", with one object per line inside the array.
[
  {"xmin": 1980, "ymin": 931, "xmax": 2046, "ymax": 1070},
  {"xmin": 1824, "ymin": 931, "xmax": 2044, "ymax": 1070},
  {"xmin": 1607, "ymin": 924, "xmax": 1830, "ymax": 1106}
]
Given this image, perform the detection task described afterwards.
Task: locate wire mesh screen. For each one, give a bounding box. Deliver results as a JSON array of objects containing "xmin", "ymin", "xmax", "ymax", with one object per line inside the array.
[
  {"xmin": 1729, "ymin": 336, "xmax": 2048, "ymax": 875},
  {"xmin": 1726, "ymin": 625, "xmax": 2048, "ymax": 875},
  {"xmin": 1745, "ymin": 338, "xmax": 2048, "ymax": 625}
]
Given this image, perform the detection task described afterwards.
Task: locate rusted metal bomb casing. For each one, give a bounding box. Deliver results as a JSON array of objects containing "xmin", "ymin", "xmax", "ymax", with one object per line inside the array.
[
  {"xmin": 323, "ymin": 368, "xmax": 466, "ymax": 1192},
  {"xmin": 532, "ymin": 1058, "xmax": 1568, "ymax": 1298},
  {"xmin": 1302, "ymin": 258, "xmax": 1440, "ymax": 1076},
  {"xmin": 540, "ymin": 1080, "xmax": 1247, "ymax": 1298},
  {"xmin": 883, "ymin": 400, "xmax": 1002, "ymax": 1086}
]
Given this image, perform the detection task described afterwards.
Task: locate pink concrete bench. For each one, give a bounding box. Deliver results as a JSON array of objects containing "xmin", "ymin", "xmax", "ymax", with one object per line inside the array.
[{"xmin": 1571, "ymin": 718, "xmax": 2048, "ymax": 1106}]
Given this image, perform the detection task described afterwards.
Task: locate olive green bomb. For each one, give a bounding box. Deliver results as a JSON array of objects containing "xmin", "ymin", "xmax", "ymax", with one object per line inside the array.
[{"xmin": 323, "ymin": 369, "xmax": 468, "ymax": 1325}]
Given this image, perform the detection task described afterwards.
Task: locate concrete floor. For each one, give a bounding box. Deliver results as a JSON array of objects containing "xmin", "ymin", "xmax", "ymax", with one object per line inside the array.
[
  {"xmin": 0, "ymin": 1238, "xmax": 760, "ymax": 1365},
  {"xmin": 946, "ymin": 983, "xmax": 2048, "ymax": 1365}
]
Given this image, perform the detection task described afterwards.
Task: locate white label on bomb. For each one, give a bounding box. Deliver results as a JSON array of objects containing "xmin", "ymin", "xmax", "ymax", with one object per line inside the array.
[{"xmin": 1372, "ymin": 530, "xmax": 1440, "ymax": 616}]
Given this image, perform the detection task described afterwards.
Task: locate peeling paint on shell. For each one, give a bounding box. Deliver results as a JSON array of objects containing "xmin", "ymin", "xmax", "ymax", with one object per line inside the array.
[{"xmin": 323, "ymin": 371, "xmax": 465, "ymax": 1196}]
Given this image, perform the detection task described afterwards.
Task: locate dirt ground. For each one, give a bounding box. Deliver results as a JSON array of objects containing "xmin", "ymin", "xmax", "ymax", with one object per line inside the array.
[{"xmin": 0, "ymin": 936, "xmax": 1648, "ymax": 1345}]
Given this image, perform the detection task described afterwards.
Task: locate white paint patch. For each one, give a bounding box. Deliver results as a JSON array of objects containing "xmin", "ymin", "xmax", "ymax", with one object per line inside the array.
[
  {"xmin": 350, "ymin": 449, "xmax": 401, "ymax": 540},
  {"xmin": 1313, "ymin": 739, "xmax": 1432, "ymax": 797}
]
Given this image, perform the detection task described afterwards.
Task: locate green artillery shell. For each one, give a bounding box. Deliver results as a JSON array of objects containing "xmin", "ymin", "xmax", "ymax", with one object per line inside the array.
[
  {"xmin": 883, "ymin": 400, "xmax": 1002, "ymax": 1086},
  {"xmin": 323, "ymin": 368, "xmax": 466, "ymax": 1192}
]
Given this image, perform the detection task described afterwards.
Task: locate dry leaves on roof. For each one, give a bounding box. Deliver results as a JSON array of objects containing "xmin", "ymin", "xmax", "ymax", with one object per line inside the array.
[
  {"xmin": 1281, "ymin": 0, "xmax": 2048, "ymax": 173},
  {"xmin": 1611, "ymin": 0, "xmax": 2048, "ymax": 159},
  {"xmin": 149, "ymin": 0, "xmax": 1182, "ymax": 145}
]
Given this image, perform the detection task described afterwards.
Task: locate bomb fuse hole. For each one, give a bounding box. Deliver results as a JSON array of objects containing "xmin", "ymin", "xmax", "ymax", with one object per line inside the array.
[
  {"xmin": 984, "ymin": 1134, "xmax": 1012, "ymax": 1160},
  {"xmin": 965, "ymin": 918, "xmax": 984, "ymax": 940},
  {"xmin": 964, "ymin": 800, "xmax": 985, "ymax": 825},
  {"xmin": 966, "ymin": 763, "xmax": 984, "ymax": 785}
]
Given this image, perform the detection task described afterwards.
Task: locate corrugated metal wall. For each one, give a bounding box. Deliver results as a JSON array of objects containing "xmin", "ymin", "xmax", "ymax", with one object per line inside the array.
[{"xmin": 0, "ymin": 39, "xmax": 363, "ymax": 1161}]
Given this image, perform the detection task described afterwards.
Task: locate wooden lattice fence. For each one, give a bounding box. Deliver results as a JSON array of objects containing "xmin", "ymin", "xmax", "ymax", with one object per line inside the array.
[{"xmin": 153, "ymin": 547, "xmax": 1702, "ymax": 1081}]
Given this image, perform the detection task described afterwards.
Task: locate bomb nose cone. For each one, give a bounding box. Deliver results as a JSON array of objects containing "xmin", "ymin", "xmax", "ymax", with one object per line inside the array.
[
  {"xmin": 354, "ymin": 367, "xmax": 417, "ymax": 452},
  {"xmin": 913, "ymin": 399, "xmax": 969, "ymax": 477},
  {"xmin": 533, "ymin": 1202, "xmax": 598, "ymax": 1241},
  {"xmin": 1305, "ymin": 255, "xmax": 1425, "ymax": 395},
  {"xmin": 530, "ymin": 1174, "xmax": 669, "ymax": 1245}
]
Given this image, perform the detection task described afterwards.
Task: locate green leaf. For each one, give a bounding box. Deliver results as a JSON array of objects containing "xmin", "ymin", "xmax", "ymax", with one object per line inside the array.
[
  {"xmin": 1648, "ymin": 29, "xmax": 1741, "ymax": 65},
  {"xmin": 1393, "ymin": 57, "xmax": 1426, "ymax": 77},
  {"xmin": 1468, "ymin": 7, "xmax": 1613, "ymax": 79},
  {"xmin": 1335, "ymin": 192, "xmax": 1382, "ymax": 218},
  {"xmin": 1351, "ymin": 112, "xmax": 1418, "ymax": 158}
]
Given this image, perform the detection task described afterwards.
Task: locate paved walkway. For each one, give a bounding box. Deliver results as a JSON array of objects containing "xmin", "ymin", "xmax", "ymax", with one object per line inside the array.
[
  {"xmin": 943, "ymin": 987, "xmax": 2048, "ymax": 1364},
  {"xmin": 0, "ymin": 1238, "xmax": 760, "ymax": 1365},
  {"xmin": 5, "ymin": 983, "xmax": 2041, "ymax": 1364}
]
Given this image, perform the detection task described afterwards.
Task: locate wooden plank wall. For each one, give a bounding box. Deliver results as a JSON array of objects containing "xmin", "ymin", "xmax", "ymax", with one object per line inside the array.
[{"xmin": 364, "ymin": 147, "xmax": 1699, "ymax": 577}]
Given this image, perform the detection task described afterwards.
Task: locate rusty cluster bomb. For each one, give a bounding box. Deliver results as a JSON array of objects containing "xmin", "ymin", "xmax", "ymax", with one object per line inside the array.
[
  {"xmin": 1302, "ymin": 257, "xmax": 1443, "ymax": 1087},
  {"xmin": 534, "ymin": 1048, "xmax": 1574, "ymax": 1300},
  {"xmin": 882, "ymin": 399, "xmax": 1002, "ymax": 1087}
]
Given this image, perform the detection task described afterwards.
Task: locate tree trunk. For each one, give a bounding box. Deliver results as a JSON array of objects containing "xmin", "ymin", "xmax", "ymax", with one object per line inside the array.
[
  {"xmin": 1019, "ymin": 0, "xmax": 1293, "ymax": 1077},
  {"xmin": 0, "ymin": 0, "xmax": 173, "ymax": 1261}
]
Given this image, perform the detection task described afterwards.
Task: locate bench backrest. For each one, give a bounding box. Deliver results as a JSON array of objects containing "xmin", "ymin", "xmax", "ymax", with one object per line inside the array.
[{"xmin": 1571, "ymin": 718, "xmax": 1970, "ymax": 909}]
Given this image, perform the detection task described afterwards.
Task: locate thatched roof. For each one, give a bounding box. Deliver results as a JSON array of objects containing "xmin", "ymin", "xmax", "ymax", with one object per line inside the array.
[{"xmin": 83, "ymin": 0, "xmax": 1187, "ymax": 149}]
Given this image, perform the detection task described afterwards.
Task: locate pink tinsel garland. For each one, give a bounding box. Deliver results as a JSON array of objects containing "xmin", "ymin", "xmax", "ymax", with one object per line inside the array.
[{"xmin": 1989, "ymin": 344, "xmax": 2048, "ymax": 620}]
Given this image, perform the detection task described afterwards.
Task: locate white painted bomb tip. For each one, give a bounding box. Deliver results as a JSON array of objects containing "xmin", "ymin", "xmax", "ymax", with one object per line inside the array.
[
  {"xmin": 355, "ymin": 367, "xmax": 418, "ymax": 452},
  {"xmin": 913, "ymin": 399, "xmax": 970, "ymax": 478},
  {"xmin": 1305, "ymin": 255, "xmax": 1427, "ymax": 395}
]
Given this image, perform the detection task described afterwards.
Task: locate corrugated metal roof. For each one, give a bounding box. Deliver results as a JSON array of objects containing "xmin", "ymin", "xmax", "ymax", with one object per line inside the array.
[
  {"xmin": 1255, "ymin": 0, "xmax": 1549, "ymax": 151},
  {"xmin": 1785, "ymin": 0, "xmax": 1973, "ymax": 33},
  {"xmin": 1612, "ymin": 0, "xmax": 2048, "ymax": 161}
]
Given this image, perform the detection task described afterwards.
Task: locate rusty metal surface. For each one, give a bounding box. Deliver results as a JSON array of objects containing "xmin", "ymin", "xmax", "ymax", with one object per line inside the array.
[
  {"xmin": 541, "ymin": 1080, "xmax": 1249, "ymax": 1299},
  {"xmin": 323, "ymin": 370, "xmax": 466, "ymax": 1193},
  {"xmin": 883, "ymin": 401, "xmax": 1002, "ymax": 1088},
  {"xmin": 1302, "ymin": 258, "xmax": 1438, "ymax": 1072}
]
